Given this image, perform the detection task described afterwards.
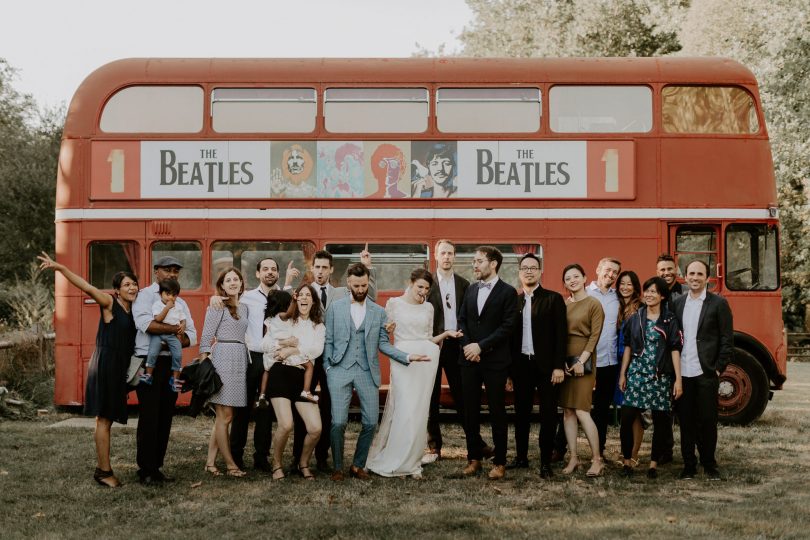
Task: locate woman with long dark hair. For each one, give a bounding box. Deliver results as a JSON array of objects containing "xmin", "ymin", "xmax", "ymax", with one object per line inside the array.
[
  {"xmin": 261, "ymin": 283, "xmax": 325, "ymax": 480},
  {"xmin": 38, "ymin": 252, "xmax": 138, "ymax": 488},
  {"xmin": 615, "ymin": 270, "xmax": 644, "ymax": 464},
  {"xmin": 200, "ymin": 267, "xmax": 249, "ymax": 477}
]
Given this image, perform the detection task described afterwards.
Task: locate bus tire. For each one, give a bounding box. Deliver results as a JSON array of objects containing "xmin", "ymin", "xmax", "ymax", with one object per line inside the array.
[{"xmin": 717, "ymin": 348, "xmax": 769, "ymax": 426}]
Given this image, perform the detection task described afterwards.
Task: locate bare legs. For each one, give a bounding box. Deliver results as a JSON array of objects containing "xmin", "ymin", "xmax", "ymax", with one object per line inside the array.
[
  {"xmin": 206, "ymin": 404, "xmax": 243, "ymax": 475},
  {"xmin": 271, "ymin": 398, "xmax": 321, "ymax": 479},
  {"xmin": 93, "ymin": 417, "xmax": 120, "ymax": 487},
  {"xmin": 562, "ymin": 408, "xmax": 604, "ymax": 475}
]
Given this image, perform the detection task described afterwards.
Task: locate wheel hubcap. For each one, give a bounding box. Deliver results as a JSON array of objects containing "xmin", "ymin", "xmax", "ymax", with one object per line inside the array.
[{"xmin": 717, "ymin": 364, "xmax": 753, "ymax": 416}]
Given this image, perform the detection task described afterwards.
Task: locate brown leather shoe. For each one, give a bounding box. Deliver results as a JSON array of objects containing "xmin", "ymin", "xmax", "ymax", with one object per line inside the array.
[
  {"xmin": 488, "ymin": 465, "xmax": 506, "ymax": 480},
  {"xmin": 481, "ymin": 445, "xmax": 496, "ymax": 460},
  {"xmin": 349, "ymin": 466, "xmax": 370, "ymax": 480},
  {"xmin": 330, "ymin": 470, "xmax": 345, "ymax": 482},
  {"xmin": 462, "ymin": 460, "xmax": 482, "ymax": 476}
]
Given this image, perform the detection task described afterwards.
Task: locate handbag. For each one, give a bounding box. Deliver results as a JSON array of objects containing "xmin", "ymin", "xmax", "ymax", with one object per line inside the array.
[{"xmin": 565, "ymin": 355, "xmax": 593, "ymax": 375}]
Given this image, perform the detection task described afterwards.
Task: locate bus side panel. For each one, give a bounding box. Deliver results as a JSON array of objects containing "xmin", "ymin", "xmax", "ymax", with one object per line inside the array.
[
  {"xmin": 660, "ymin": 139, "xmax": 777, "ymax": 206},
  {"xmin": 725, "ymin": 294, "xmax": 786, "ymax": 376},
  {"xmin": 56, "ymin": 139, "xmax": 87, "ymax": 209}
]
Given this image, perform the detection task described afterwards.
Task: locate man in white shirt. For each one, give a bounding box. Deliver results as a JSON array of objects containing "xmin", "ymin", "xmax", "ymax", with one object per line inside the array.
[
  {"xmin": 132, "ymin": 256, "xmax": 197, "ymax": 485},
  {"xmin": 425, "ymin": 240, "xmax": 492, "ymax": 462},
  {"xmin": 673, "ymin": 259, "xmax": 734, "ymax": 479},
  {"xmin": 586, "ymin": 257, "xmax": 621, "ymax": 458}
]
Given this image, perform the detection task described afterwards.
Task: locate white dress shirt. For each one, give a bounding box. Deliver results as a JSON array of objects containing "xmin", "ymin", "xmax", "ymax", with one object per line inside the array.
[
  {"xmin": 239, "ymin": 286, "xmax": 274, "ymax": 353},
  {"xmin": 477, "ymin": 276, "xmax": 499, "ymax": 314},
  {"xmin": 587, "ymin": 282, "xmax": 619, "ymax": 367},
  {"xmin": 133, "ymin": 282, "xmax": 197, "ymax": 356},
  {"xmin": 350, "ymin": 299, "xmax": 367, "ymax": 330},
  {"xmin": 521, "ymin": 286, "xmax": 537, "ymax": 355},
  {"xmin": 680, "ymin": 288, "xmax": 707, "ymax": 377},
  {"xmin": 261, "ymin": 315, "xmax": 326, "ymax": 370},
  {"xmin": 438, "ymin": 272, "xmax": 457, "ymax": 331}
]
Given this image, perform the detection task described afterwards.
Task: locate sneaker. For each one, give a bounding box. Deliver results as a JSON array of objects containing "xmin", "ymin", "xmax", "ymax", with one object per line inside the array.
[
  {"xmin": 169, "ymin": 377, "xmax": 182, "ymax": 393},
  {"xmin": 139, "ymin": 373, "xmax": 153, "ymax": 386},
  {"xmin": 300, "ymin": 391, "xmax": 319, "ymax": 403},
  {"xmin": 255, "ymin": 394, "xmax": 269, "ymax": 409}
]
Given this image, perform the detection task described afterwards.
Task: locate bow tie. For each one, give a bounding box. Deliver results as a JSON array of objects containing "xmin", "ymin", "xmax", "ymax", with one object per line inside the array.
[{"xmin": 479, "ymin": 282, "xmax": 492, "ymax": 290}]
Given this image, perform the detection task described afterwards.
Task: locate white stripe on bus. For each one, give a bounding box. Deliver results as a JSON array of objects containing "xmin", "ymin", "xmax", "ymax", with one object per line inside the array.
[{"xmin": 55, "ymin": 207, "xmax": 773, "ymax": 221}]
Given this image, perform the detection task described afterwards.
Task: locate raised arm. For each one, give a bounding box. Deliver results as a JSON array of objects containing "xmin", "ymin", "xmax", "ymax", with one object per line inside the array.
[{"xmin": 37, "ymin": 252, "xmax": 112, "ymax": 309}]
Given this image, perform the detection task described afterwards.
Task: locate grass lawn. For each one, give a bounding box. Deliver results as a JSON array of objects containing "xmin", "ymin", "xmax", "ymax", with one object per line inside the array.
[{"xmin": 2, "ymin": 363, "xmax": 810, "ymax": 539}]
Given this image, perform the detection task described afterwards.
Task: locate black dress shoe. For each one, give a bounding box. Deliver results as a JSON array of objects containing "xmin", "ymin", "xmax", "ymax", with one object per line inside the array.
[
  {"xmin": 154, "ymin": 470, "xmax": 175, "ymax": 482},
  {"xmin": 139, "ymin": 474, "xmax": 161, "ymax": 486},
  {"xmin": 539, "ymin": 465, "xmax": 553, "ymax": 479},
  {"xmin": 679, "ymin": 467, "xmax": 697, "ymax": 479},
  {"xmin": 506, "ymin": 458, "xmax": 529, "ymax": 470},
  {"xmin": 647, "ymin": 468, "xmax": 658, "ymax": 479},
  {"xmin": 704, "ymin": 466, "xmax": 721, "ymax": 479},
  {"xmin": 254, "ymin": 460, "xmax": 273, "ymax": 472}
]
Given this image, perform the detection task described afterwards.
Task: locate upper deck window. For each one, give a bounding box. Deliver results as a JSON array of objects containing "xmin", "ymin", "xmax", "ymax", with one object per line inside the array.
[
  {"xmin": 437, "ymin": 88, "xmax": 541, "ymax": 133},
  {"xmin": 100, "ymin": 86, "xmax": 203, "ymax": 133},
  {"xmin": 662, "ymin": 86, "xmax": 760, "ymax": 134},
  {"xmin": 212, "ymin": 88, "xmax": 317, "ymax": 133},
  {"xmin": 324, "ymin": 88, "xmax": 428, "ymax": 133},
  {"xmin": 549, "ymin": 86, "xmax": 652, "ymax": 133}
]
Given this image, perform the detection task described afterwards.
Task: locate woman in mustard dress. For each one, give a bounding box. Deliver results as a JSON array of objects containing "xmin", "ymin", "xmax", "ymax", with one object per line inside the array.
[{"xmin": 558, "ymin": 263, "xmax": 605, "ymax": 477}]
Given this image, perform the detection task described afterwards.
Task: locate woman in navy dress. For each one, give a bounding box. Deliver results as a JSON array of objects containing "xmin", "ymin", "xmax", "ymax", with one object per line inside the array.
[{"xmin": 38, "ymin": 252, "xmax": 138, "ymax": 488}]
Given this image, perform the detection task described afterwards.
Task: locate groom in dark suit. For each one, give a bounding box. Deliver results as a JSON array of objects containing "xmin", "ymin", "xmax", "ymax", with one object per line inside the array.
[{"xmin": 458, "ymin": 246, "xmax": 519, "ymax": 480}]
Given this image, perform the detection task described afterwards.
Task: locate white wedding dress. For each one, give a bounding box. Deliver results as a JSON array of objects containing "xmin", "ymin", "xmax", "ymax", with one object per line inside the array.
[{"xmin": 367, "ymin": 297, "xmax": 440, "ymax": 477}]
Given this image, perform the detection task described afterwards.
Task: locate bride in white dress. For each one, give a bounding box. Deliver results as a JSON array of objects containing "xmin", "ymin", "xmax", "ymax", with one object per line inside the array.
[{"xmin": 367, "ymin": 268, "xmax": 462, "ymax": 478}]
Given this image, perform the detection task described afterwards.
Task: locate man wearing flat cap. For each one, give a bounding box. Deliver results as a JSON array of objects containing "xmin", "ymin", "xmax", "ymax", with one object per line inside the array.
[{"xmin": 132, "ymin": 255, "xmax": 198, "ymax": 484}]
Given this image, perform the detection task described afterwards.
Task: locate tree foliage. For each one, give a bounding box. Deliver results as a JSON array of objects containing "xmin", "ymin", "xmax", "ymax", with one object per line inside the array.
[{"xmin": 424, "ymin": 0, "xmax": 809, "ymax": 329}]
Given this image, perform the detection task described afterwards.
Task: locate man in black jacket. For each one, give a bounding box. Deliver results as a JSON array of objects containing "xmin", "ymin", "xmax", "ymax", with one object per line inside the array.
[
  {"xmin": 673, "ymin": 259, "xmax": 734, "ymax": 479},
  {"xmin": 426, "ymin": 239, "xmax": 491, "ymax": 462},
  {"xmin": 507, "ymin": 253, "xmax": 567, "ymax": 478},
  {"xmin": 458, "ymin": 246, "xmax": 518, "ymax": 480}
]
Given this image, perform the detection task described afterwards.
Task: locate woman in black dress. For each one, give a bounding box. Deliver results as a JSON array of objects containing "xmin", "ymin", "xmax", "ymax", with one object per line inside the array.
[{"xmin": 38, "ymin": 252, "xmax": 138, "ymax": 488}]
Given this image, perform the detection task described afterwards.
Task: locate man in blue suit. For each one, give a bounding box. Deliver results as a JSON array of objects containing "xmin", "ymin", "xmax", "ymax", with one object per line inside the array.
[{"xmin": 324, "ymin": 262, "xmax": 428, "ymax": 481}]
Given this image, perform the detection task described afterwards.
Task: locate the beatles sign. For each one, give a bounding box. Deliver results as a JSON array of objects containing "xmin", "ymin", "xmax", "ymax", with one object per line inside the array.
[{"xmin": 90, "ymin": 140, "xmax": 634, "ymax": 200}]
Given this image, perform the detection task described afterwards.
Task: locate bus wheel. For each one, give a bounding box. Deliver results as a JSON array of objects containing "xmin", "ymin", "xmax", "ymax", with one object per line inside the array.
[{"xmin": 717, "ymin": 348, "xmax": 769, "ymax": 426}]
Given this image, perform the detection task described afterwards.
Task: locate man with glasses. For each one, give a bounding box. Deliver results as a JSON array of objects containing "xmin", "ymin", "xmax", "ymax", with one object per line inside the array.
[
  {"xmin": 425, "ymin": 240, "xmax": 492, "ymax": 463},
  {"xmin": 507, "ymin": 253, "xmax": 567, "ymax": 478},
  {"xmin": 458, "ymin": 246, "xmax": 518, "ymax": 480}
]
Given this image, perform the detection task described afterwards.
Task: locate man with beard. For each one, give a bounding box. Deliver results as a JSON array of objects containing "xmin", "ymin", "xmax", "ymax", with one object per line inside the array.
[
  {"xmin": 458, "ymin": 246, "xmax": 518, "ymax": 480},
  {"xmin": 657, "ymin": 253, "xmax": 687, "ymax": 310},
  {"xmin": 324, "ymin": 263, "xmax": 427, "ymax": 481}
]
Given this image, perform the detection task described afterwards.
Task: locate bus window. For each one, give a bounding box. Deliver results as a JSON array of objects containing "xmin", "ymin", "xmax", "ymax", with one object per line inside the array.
[
  {"xmin": 452, "ymin": 244, "xmax": 543, "ymax": 287},
  {"xmin": 211, "ymin": 88, "xmax": 317, "ymax": 133},
  {"xmin": 151, "ymin": 242, "xmax": 202, "ymax": 290},
  {"xmin": 674, "ymin": 226, "xmax": 717, "ymax": 289},
  {"xmin": 662, "ymin": 86, "xmax": 760, "ymax": 134},
  {"xmin": 436, "ymin": 88, "xmax": 540, "ymax": 133},
  {"xmin": 100, "ymin": 86, "xmax": 203, "ymax": 133},
  {"xmin": 324, "ymin": 88, "xmax": 428, "ymax": 133},
  {"xmin": 210, "ymin": 241, "xmax": 316, "ymax": 289},
  {"xmin": 89, "ymin": 241, "xmax": 139, "ymax": 289},
  {"xmin": 323, "ymin": 243, "xmax": 428, "ymax": 290},
  {"xmin": 549, "ymin": 85, "xmax": 652, "ymax": 133},
  {"xmin": 726, "ymin": 224, "xmax": 779, "ymax": 291}
]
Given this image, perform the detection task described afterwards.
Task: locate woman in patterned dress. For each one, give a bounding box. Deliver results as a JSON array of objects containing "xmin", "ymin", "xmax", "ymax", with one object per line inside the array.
[
  {"xmin": 38, "ymin": 252, "xmax": 138, "ymax": 488},
  {"xmin": 200, "ymin": 268, "xmax": 249, "ymax": 477},
  {"xmin": 618, "ymin": 276, "xmax": 683, "ymax": 478}
]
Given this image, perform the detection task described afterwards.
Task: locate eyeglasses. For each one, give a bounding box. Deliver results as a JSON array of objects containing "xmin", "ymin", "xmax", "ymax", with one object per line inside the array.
[
  {"xmin": 519, "ymin": 266, "xmax": 540, "ymax": 272},
  {"xmin": 445, "ymin": 293, "xmax": 452, "ymax": 310}
]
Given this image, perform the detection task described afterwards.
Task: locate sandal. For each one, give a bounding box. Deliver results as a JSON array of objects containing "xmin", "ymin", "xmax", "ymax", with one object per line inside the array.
[
  {"xmin": 297, "ymin": 464, "xmax": 315, "ymax": 480},
  {"xmin": 204, "ymin": 465, "xmax": 221, "ymax": 477},
  {"xmin": 272, "ymin": 466, "xmax": 286, "ymax": 481},
  {"xmin": 93, "ymin": 468, "xmax": 121, "ymax": 488},
  {"xmin": 226, "ymin": 467, "xmax": 247, "ymax": 478},
  {"xmin": 586, "ymin": 460, "xmax": 605, "ymax": 478}
]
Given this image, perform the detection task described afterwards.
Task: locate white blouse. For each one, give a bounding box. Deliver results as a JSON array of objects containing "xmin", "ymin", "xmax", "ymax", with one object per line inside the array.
[{"xmin": 261, "ymin": 315, "xmax": 325, "ymax": 370}]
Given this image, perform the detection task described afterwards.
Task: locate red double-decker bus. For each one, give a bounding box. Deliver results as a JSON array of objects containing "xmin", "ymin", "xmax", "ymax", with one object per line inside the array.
[{"xmin": 54, "ymin": 57, "xmax": 785, "ymax": 424}]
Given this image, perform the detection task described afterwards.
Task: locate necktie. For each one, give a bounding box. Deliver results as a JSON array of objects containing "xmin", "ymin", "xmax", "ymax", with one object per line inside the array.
[{"xmin": 320, "ymin": 286, "xmax": 327, "ymax": 308}]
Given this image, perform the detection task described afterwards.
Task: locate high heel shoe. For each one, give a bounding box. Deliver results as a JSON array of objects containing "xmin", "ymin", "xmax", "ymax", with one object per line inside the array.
[
  {"xmin": 586, "ymin": 460, "xmax": 605, "ymax": 478},
  {"xmin": 562, "ymin": 462, "xmax": 580, "ymax": 475},
  {"xmin": 271, "ymin": 466, "xmax": 286, "ymax": 480},
  {"xmin": 93, "ymin": 468, "xmax": 121, "ymax": 487},
  {"xmin": 297, "ymin": 464, "xmax": 315, "ymax": 480},
  {"xmin": 204, "ymin": 465, "xmax": 221, "ymax": 477}
]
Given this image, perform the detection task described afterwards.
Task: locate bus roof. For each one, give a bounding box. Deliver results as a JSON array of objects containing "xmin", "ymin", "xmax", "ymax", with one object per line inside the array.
[{"xmin": 65, "ymin": 57, "xmax": 758, "ymax": 137}]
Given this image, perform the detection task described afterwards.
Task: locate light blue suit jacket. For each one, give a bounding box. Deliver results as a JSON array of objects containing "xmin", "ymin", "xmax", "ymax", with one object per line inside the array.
[{"xmin": 324, "ymin": 296, "xmax": 409, "ymax": 387}]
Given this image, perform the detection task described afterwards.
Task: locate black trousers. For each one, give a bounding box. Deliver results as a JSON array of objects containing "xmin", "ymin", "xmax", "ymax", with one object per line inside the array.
[
  {"xmin": 620, "ymin": 406, "xmax": 672, "ymax": 463},
  {"xmin": 135, "ymin": 355, "xmax": 178, "ymax": 477},
  {"xmin": 230, "ymin": 351, "xmax": 273, "ymax": 464},
  {"xmin": 678, "ymin": 373, "xmax": 719, "ymax": 469},
  {"xmin": 592, "ymin": 363, "xmax": 620, "ymax": 455},
  {"xmin": 428, "ymin": 338, "xmax": 485, "ymax": 451},
  {"xmin": 511, "ymin": 354, "xmax": 558, "ymax": 465},
  {"xmin": 460, "ymin": 362, "xmax": 508, "ymax": 465},
  {"xmin": 293, "ymin": 356, "xmax": 331, "ymax": 464}
]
